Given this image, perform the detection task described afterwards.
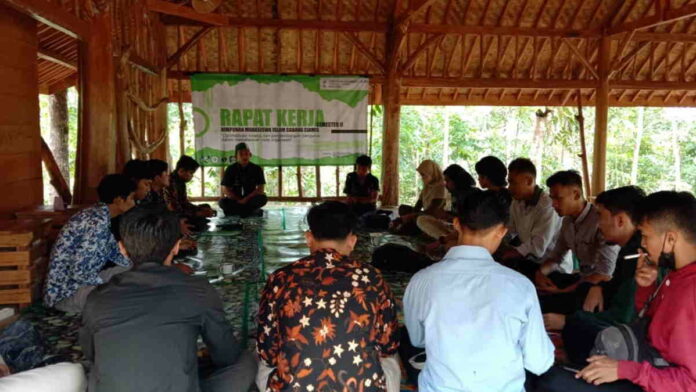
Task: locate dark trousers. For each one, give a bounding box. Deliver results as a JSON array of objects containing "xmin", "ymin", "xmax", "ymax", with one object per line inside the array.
[
  {"xmin": 539, "ymin": 273, "xmax": 593, "ymax": 315},
  {"xmin": 536, "ymin": 365, "xmax": 642, "ymax": 392},
  {"xmin": 219, "ymin": 195, "xmax": 268, "ymax": 217},
  {"xmin": 199, "ymin": 351, "xmax": 257, "ymax": 392},
  {"xmin": 349, "ymin": 202, "xmax": 376, "ymax": 216},
  {"xmin": 563, "ymin": 312, "xmax": 613, "ymax": 367}
]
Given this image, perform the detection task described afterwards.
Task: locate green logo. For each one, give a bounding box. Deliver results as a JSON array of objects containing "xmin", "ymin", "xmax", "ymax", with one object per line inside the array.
[{"xmin": 193, "ymin": 107, "xmax": 210, "ymax": 137}]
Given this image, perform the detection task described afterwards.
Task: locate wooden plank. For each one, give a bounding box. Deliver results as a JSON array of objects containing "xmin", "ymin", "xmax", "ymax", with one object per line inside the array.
[
  {"xmin": 37, "ymin": 47, "xmax": 77, "ymax": 70},
  {"xmin": 401, "ymin": 77, "xmax": 596, "ymax": 89},
  {"xmin": 146, "ymin": 0, "xmax": 227, "ymax": 26},
  {"xmin": 0, "ymin": 0, "xmax": 90, "ymax": 39},
  {"xmin": 167, "ymin": 27, "xmax": 214, "ymax": 69},
  {"xmin": 0, "ymin": 270, "xmax": 31, "ymax": 285},
  {"xmin": 0, "ymin": 288, "xmax": 31, "ymax": 305}
]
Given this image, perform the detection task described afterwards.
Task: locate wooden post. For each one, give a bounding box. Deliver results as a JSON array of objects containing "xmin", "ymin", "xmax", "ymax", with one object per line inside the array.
[
  {"xmin": 48, "ymin": 90, "xmax": 70, "ymax": 191},
  {"xmin": 380, "ymin": 18, "xmax": 406, "ymax": 207},
  {"xmin": 75, "ymin": 11, "xmax": 117, "ymax": 203},
  {"xmin": 0, "ymin": 4, "xmax": 42, "ymax": 218},
  {"xmin": 315, "ymin": 166, "xmax": 321, "ymax": 198},
  {"xmin": 576, "ymin": 92, "xmax": 592, "ymax": 198},
  {"xmin": 150, "ymin": 15, "xmax": 169, "ymax": 161},
  {"xmin": 592, "ymin": 36, "xmax": 610, "ymax": 196}
]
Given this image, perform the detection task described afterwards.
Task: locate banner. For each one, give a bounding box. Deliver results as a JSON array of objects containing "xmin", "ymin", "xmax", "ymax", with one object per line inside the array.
[{"xmin": 191, "ymin": 74, "xmax": 369, "ymax": 167}]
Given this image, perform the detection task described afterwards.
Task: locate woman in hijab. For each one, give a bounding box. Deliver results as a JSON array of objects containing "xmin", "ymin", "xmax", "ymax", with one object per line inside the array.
[{"xmin": 391, "ymin": 160, "xmax": 447, "ymax": 235}]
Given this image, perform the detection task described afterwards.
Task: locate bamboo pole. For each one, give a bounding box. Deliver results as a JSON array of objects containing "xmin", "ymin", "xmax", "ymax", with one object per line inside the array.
[
  {"xmin": 296, "ymin": 166, "xmax": 303, "ymax": 198},
  {"xmin": 576, "ymin": 91, "xmax": 592, "ymax": 198},
  {"xmin": 315, "ymin": 166, "xmax": 321, "ymax": 198},
  {"xmin": 592, "ymin": 36, "xmax": 610, "ymax": 196}
]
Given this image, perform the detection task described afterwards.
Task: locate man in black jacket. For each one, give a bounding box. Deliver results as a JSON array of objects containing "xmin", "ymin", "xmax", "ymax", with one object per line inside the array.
[{"xmin": 80, "ymin": 205, "xmax": 255, "ymax": 392}]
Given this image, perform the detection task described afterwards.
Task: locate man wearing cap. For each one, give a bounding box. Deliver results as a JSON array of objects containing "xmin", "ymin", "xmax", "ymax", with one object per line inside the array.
[{"xmin": 219, "ymin": 143, "xmax": 268, "ymax": 217}]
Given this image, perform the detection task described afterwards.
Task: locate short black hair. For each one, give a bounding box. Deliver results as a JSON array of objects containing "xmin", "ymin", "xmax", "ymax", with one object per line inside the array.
[
  {"xmin": 175, "ymin": 155, "xmax": 200, "ymax": 172},
  {"xmin": 306, "ymin": 201, "xmax": 357, "ymax": 241},
  {"xmin": 546, "ymin": 170, "xmax": 583, "ymax": 189},
  {"xmin": 355, "ymin": 155, "xmax": 372, "ymax": 167},
  {"xmin": 97, "ymin": 174, "xmax": 137, "ymax": 204},
  {"xmin": 123, "ymin": 159, "xmax": 155, "ymax": 180},
  {"xmin": 455, "ymin": 189, "xmax": 510, "ymax": 231},
  {"xmin": 443, "ymin": 164, "xmax": 476, "ymax": 190},
  {"xmin": 595, "ymin": 186, "xmax": 646, "ymax": 225},
  {"xmin": 508, "ymin": 158, "xmax": 537, "ymax": 178},
  {"xmin": 637, "ymin": 191, "xmax": 696, "ymax": 244},
  {"xmin": 475, "ymin": 156, "xmax": 507, "ymax": 187},
  {"xmin": 119, "ymin": 204, "xmax": 181, "ymax": 266},
  {"xmin": 148, "ymin": 159, "xmax": 169, "ymax": 176}
]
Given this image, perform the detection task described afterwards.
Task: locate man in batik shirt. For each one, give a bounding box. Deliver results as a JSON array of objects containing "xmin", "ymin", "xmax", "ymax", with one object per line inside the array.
[
  {"xmin": 44, "ymin": 174, "xmax": 136, "ymax": 313},
  {"xmin": 257, "ymin": 202, "xmax": 399, "ymax": 392}
]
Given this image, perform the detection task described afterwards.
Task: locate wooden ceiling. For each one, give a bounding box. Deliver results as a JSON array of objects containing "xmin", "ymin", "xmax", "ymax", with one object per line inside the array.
[
  {"xmin": 159, "ymin": 0, "xmax": 696, "ymax": 106},
  {"xmin": 37, "ymin": 22, "xmax": 78, "ymax": 94}
]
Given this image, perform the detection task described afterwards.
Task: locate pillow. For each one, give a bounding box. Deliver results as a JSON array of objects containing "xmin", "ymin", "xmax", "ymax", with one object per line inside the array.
[{"xmin": 0, "ymin": 362, "xmax": 86, "ymax": 392}]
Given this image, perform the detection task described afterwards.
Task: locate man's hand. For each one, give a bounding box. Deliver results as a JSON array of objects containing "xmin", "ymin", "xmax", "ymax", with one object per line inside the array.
[
  {"xmin": 535, "ymin": 268, "xmax": 558, "ymax": 291},
  {"xmin": 180, "ymin": 219, "xmax": 194, "ymax": 236},
  {"xmin": 543, "ymin": 313, "xmax": 566, "ymax": 330},
  {"xmin": 0, "ymin": 364, "xmax": 10, "ymax": 378},
  {"xmin": 576, "ymin": 356, "xmax": 619, "ymax": 385},
  {"xmin": 583, "ymin": 285, "xmax": 604, "ymax": 312},
  {"xmin": 635, "ymin": 252, "xmax": 658, "ymax": 287},
  {"xmin": 238, "ymin": 197, "xmax": 248, "ymax": 205}
]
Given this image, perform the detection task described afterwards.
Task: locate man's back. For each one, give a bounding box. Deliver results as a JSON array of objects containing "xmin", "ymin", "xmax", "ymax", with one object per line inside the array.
[
  {"xmin": 257, "ymin": 249, "xmax": 399, "ymax": 392},
  {"xmin": 80, "ymin": 264, "xmax": 240, "ymax": 392},
  {"xmin": 404, "ymin": 246, "xmax": 554, "ymax": 392}
]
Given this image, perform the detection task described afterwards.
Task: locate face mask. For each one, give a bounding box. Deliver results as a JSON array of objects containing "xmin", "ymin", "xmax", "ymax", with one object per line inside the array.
[{"xmin": 655, "ymin": 234, "xmax": 676, "ymax": 270}]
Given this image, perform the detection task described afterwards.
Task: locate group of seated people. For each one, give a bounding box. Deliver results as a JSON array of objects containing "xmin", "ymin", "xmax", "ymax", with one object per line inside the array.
[{"xmin": 32, "ymin": 146, "xmax": 696, "ymax": 392}]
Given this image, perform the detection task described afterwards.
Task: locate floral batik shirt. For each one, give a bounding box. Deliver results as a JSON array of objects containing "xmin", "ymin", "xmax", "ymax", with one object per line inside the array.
[
  {"xmin": 163, "ymin": 172, "xmax": 198, "ymax": 216},
  {"xmin": 257, "ymin": 249, "xmax": 399, "ymax": 392},
  {"xmin": 44, "ymin": 203, "xmax": 131, "ymax": 307}
]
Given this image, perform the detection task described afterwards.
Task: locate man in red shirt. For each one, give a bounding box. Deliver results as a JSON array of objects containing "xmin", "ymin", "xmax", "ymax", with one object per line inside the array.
[{"xmin": 537, "ymin": 190, "xmax": 696, "ymax": 392}]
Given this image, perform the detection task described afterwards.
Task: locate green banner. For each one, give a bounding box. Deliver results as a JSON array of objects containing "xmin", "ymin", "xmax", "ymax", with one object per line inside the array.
[{"xmin": 191, "ymin": 74, "xmax": 369, "ymax": 167}]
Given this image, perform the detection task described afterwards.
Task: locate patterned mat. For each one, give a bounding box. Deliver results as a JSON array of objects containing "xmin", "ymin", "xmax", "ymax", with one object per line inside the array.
[{"xmin": 20, "ymin": 206, "xmax": 422, "ymax": 390}]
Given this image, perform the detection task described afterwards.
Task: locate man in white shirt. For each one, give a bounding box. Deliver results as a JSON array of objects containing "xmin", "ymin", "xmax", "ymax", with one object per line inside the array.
[
  {"xmin": 501, "ymin": 158, "xmax": 563, "ymax": 275},
  {"xmin": 404, "ymin": 190, "xmax": 554, "ymax": 392}
]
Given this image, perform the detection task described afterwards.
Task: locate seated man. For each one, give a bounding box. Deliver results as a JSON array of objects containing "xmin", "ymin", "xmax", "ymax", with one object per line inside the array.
[
  {"xmin": 80, "ymin": 206, "xmax": 255, "ymax": 392},
  {"xmin": 404, "ymin": 190, "xmax": 554, "ymax": 392},
  {"xmin": 501, "ymin": 158, "xmax": 562, "ymax": 270},
  {"xmin": 122, "ymin": 159, "xmax": 154, "ymax": 202},
  {"xmin": 164, "ymin": 155, "xmax": 215, "ymax": 229},
  {"xmin": 143, "ymin": 159, "xmax": 169, "ymax": 206},
  {"xmin": 44, "ymin": 174, "xmax": 135, "ymax": 313},
  {"xmin": 344, "ymin": 154, "xmax": 380, "ymax": 216},
  {"xmin": 538, "ymin": 191, "xmax": 696, "ymax": 392},
  {"xmin": 219, "ymin": 143, "xmax": 267, "ymax": 217},
  {"xmin": 257, "ymin": 201, "xmax": 399, "ymax": 391},
  {"xmin": 535, "ymin": 170, "xmax": 620, "ymax": 314},
  {"xmin": 544, "ymin": 186, "xmax": 649, "ymax": 366}
]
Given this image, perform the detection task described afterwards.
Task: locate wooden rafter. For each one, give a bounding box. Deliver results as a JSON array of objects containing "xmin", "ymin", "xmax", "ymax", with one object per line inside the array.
[
  {"xmin": 562, "ymin": 38, "xmax": 599, "ymax": 79},
  {"xmin": 0, "ymin": 0, "xmax": 89, "ymax": 39},
  {"xmin": 608, "ymin": 1, "xmax": 696, "ymax": 35},
  {"xmin": 38, "ymin": 47, "xmax": 77, "ymax": 70},
  {"xmin": 399, "ymin": 33, "xmax": 445, "ymax": 74},
  {"xmin": 340, "ymin": 32, "xmax": 386, "ymax": 74},
  {"xmin": 166, "ymin": 27, "xmax": 214, "ymax": 69},
  {"xmin": 147, "ymin": 0, "xmax": 227, "ymax": 25}
]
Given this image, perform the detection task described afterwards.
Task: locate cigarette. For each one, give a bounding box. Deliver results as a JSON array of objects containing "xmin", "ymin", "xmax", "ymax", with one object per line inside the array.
[{"xmin": 624, "ymin": 253, "xmax": 640, "ymax": 260}]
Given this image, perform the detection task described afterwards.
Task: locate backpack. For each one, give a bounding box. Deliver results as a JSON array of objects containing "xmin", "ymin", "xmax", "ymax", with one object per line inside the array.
[{"xmin": 371, "ymin": 244, "xmax": 434, "ymax": 273}]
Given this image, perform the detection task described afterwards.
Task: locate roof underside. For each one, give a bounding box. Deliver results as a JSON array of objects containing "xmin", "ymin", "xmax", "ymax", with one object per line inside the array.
[{"xmin": 34, "ymin": 0, "xmax": 696, "ymax": 106}]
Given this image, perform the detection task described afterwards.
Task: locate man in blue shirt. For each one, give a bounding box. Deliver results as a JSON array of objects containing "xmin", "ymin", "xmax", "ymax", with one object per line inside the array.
[
  {"xmin": 404, "ymin": 190, "xmax": 554, "ymax": 392},
  {"xmin": 44, "ymin": 174, "xmax": 136, "ymax": 313}
]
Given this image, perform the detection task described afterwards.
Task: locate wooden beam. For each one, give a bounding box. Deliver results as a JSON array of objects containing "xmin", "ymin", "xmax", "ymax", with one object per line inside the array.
[
  {"xmin": 632, "ymin": 32, "xmax": 696, "ymax": 43},
  {"xmin": 610, "ymin": 80, "xmax": 696, "ymax": 90},
  {"xmin": 592, "ymin": 36, "xmax": 610, "ymax": 196},
  {"xmin": 46, "ymin": 74, "xmax": 77, "ymax": 94},
  {"xmin": 40, "ymin": 137, "xmax": 71, "ymax": 204},
  {"xmin": 562, "ymin": 38, "xmax": 599, "ymax": 79},
  {"xmin": 37, "ymin": 47, "xmax": 77, "ymax": 70},
  {"xmin": 399, "ymin": 34, "xmax": 445, "ymax": 74},
  {"xmin": 608, "ymin": 2, "xmax": 696, "ymax": 35},
  {"xmin": 226, "ymin": 17, "xmax": 387, "ymax": 33},
  {"xmin": 166, "ymin": 27, "xmax": 214, "ymax": 69},
  {"xmin": 340, "ymin": 32, "xmax": 385, "ymax": 74},
  {"xmin": 0, "ymin": 0, "xmax": 89, "ymax": 39},
  {"xmin": 146, "ymin": 0, "xmax": 227, "ymax": 26},
  {"xmin": 409, "ymin": 23, "xmax": 590, "ymax": 38},
  {"xmin": 402, "ymin": 77, "xmax": 596, "ymax": 89},
  {"xmin": 129, "ymin": 53, "xmax": 159, "ymax": 76}
]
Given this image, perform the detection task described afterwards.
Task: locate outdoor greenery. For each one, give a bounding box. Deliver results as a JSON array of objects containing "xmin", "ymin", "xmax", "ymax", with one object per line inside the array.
[{"xmin": 38, "ymin": 95, "xmax": 696, "ymax": 206}]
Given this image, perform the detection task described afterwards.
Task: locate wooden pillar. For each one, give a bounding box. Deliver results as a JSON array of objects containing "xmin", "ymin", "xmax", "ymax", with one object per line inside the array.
[
  {"xmin": 150, "ymin": 14, "xmax": 170, "ymax": 162},
  {"xmin": 380, "ymin": 23, "xmax": 406, "ymax": 207},
  {"xmin": 380, "ymin": 76, "xmax": 401, "ymax": 207},
  {"xmin": 592, "ymin": 36, "xmax": 610, "ymax": 196},
  {"xmin": 75, "ymin": 11, "xmax": 117, "ymax": 203},
  {"xmin": 0, "ymin": 4, "xmax": 42, "ymax": 217}
]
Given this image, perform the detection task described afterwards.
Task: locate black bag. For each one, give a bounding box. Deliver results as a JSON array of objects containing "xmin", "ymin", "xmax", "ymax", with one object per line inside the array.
[
  {"xmin": 591, "ymin": 279, "xmax": 670, "ymax": 367},
  {"xmin": 362, "ymin": 210, "xmax": 392, "ymax": 231},
  {"xmin": 371, "ymin": 244, "xmax": 434, "ymax": 273}
]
